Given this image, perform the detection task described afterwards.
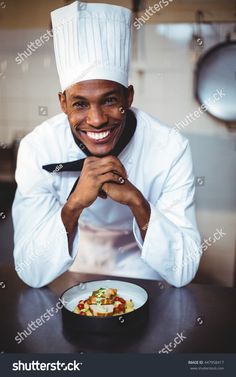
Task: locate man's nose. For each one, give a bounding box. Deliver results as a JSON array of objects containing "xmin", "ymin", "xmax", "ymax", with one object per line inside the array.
[{"xmin": 86, "ymin": 106, "xmax": 108, "ymax": 128}]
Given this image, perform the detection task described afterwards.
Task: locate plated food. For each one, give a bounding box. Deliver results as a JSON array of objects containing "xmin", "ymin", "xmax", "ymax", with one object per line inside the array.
[
  {"xmin": 73, "ymin": 287, "xmax": 134, "ymax": 317},
  {"xmin": 60, "ymin": 280, "xmax": 148, "ymax": 334}
]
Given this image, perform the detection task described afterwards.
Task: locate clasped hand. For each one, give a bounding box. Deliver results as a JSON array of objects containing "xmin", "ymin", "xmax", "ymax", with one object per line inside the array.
[{"xmin": 72, "ymin": 155, "xmax": 140, "ymax": 209}]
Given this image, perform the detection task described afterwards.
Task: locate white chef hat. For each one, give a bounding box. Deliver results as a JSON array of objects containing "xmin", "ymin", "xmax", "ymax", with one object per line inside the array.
[{"xmin": 51, "ymin": 1, "xmax": 132, "ymax": 92}]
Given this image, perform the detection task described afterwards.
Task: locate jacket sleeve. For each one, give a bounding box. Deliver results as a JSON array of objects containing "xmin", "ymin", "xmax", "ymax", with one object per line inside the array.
[
  {"xmin": 133, "ymin": 138, "xmax": 201, "ymax": 288},
  {"xmin": 12, "ymin": 136, "xmax": 79, "ymax": 288}
]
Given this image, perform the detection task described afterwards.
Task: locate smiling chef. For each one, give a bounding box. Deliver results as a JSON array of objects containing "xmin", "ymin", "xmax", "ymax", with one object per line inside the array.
[{"xmin": 12, "ymin": 1, "xmax": 201, "ymax": 288}]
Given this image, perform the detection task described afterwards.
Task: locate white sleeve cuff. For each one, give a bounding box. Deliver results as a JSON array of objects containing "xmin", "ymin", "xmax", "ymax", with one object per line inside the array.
[
  {"xmin": 132, "ymin": 202, "xmax": 201, "ymax": 287},
  {"xmin": 14, "ymin": 209, "xmax": 80, "ymax": 288}
]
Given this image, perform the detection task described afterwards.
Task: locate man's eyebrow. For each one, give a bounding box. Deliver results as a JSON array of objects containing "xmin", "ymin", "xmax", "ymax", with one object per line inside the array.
[
  {"xmin": 69, "ymin": 89, "xmax": 121, "ymax": 101},
  {"xmin": 70, "ymin": 94, "xmax": 87, "ymax": 100},
  {"xmin": 102, "ymin": 89, "xmax": 121, "ymax": 97}
]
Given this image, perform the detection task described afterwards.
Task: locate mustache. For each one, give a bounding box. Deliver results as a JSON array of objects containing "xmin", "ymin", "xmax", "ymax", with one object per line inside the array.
[
  {"xmin": 67, "ymin": 105, "xmax": 126, "ymax": 131},
  {"xmin": 75, "ymin": 123, "xmax": 121, "ymax": 133}
]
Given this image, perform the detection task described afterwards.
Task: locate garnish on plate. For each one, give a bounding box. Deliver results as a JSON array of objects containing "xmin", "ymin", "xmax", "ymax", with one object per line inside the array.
[{"xmin": 74, "ymin": 288, "xmax": 134, "ymax": 317}]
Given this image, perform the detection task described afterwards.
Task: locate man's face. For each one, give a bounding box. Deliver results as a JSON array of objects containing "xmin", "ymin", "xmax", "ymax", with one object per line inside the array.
[{"xmin": 59, "ymin": 80, "xmax": 134, "ymax": 156}]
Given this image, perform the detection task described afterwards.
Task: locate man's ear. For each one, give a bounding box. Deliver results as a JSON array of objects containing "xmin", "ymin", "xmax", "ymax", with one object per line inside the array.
[
  {"xmin": 58, "ymin": 91, "xmax": 67, "ymax": 114},
  {"xmin": 126, "ymin": 85, "xmax": 134, "ymax": 108}
]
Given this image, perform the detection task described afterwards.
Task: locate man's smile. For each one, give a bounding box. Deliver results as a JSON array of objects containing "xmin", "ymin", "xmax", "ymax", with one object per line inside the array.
[{"xmin": 78, "ymin": 123, "xmax": 122, "ymax": 145}]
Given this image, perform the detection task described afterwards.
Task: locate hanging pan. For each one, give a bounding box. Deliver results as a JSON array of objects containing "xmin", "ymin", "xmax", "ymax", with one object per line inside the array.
[{"xmin": 195, "ymin": 40, "xmax": 236, "ymax": 123}]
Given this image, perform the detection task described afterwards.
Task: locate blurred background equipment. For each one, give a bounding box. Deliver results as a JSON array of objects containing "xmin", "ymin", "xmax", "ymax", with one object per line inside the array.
[{"xmin": 195, "ymin": 40, "xmax": 236, "ymax": 126}]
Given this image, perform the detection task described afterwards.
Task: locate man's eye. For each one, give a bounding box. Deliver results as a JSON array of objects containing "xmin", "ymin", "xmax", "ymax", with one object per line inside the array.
[
  {"xmin": 73, "ymin": 102, "xmax": 88, "ymax": 109},
  {"xmin": 104, "ymin": 97, "xmax": 118, "ymax": 105}
]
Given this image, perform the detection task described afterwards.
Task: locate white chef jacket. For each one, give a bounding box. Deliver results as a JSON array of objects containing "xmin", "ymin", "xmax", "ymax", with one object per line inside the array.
[{"xmin": 12, "ymin": 107, "xmax": 201, "ymax": 288}]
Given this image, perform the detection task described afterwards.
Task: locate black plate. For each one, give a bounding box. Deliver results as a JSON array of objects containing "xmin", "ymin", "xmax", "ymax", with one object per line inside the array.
[{"xmin": 60, "ymin": 279, "xmax": 149, "ymax": 335}]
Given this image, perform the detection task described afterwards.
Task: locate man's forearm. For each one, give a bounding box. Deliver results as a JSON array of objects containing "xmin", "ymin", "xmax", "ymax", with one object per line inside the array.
[
  {"xmin": 129, "ymin": 192, "xmax": 151, "ymax": 240},
  {"xmin": 61, "ymin": 195, "xmax": 84, "ymax": 241}
]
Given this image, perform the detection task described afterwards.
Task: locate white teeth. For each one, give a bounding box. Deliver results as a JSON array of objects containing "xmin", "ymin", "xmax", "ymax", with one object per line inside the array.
[{"xmin": 87, "ymin": 130, "xmax": 110, "ymax": 140}]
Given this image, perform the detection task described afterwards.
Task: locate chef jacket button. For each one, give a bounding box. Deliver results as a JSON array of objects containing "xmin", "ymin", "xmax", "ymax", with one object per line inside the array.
[
  {"xmin": 79, "ymin": 143, "xmax": 85, "ymax": 150},
  {"xmin": 128, "ymin": 159, "xmax": 132, "ymax": 164}
]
